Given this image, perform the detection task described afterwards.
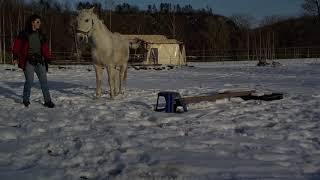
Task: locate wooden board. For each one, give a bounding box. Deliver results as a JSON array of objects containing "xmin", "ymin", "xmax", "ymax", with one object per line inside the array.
[{"xmin": 182, "ymin": 90, "xmax": 255, "ymax": 104}]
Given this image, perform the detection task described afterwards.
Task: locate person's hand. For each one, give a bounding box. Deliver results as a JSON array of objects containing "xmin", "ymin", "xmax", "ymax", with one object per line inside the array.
[{"xmin": 12, "ymin": 60, "xmax": 18, "ymax": 65}]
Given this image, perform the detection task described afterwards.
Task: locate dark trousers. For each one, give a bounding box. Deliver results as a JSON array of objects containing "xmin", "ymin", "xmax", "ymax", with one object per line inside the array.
[{"xmin": 23, "ymin": 61, "xmax": 51, "ymax": 103}]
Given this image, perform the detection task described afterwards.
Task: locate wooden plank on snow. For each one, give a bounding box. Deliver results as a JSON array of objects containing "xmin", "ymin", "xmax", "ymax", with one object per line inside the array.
[{"xmin": 182, "ymin": 90, "xmax": 255, "ymax": 104}]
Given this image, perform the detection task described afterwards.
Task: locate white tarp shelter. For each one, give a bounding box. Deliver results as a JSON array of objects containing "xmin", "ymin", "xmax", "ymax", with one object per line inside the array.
[{"xmin": 123, "ymin": 35, "xmax": 187, "ymax": 65}]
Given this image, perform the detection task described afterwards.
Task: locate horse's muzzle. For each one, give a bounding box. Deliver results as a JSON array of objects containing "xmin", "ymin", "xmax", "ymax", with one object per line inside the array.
[{"xmin": 76, "ymin": 33, "xmax": 89, "ymax": 43}]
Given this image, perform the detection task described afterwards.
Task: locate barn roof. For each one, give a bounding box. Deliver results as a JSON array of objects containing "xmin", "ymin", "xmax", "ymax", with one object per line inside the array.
[{"xmin": 122, "ymin": 34, "xmax": 183, "ymax": 44}]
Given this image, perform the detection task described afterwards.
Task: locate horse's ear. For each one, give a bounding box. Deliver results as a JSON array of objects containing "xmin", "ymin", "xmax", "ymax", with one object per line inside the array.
[{"xmin": 89, "ymin": 6, "xmax": 95, "ymax": 13}]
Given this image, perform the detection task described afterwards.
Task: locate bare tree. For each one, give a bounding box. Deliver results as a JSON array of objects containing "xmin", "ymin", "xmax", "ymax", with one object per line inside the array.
[
  {"xmin": 302, "ymin": 0, "xmax": 320, "ymax": 19},
  {"xmin": 205, "ymin": 17, "xmax": 231, "ymax": 53},
  {"xmin": 107, "ymin": 0, "xmax": 114, "ymax": 31},
  {"xmin": 259, "ymin": 15, "xmax": 284, "ymax": 27},
  {"xmin": 167, "ymin": 5, "xmax": 177, "ymax": 39},
  {"xmin": 2, "ymin": 2, "xmax": 6, "ymax": 64},
  {"xmin": 0, "ymin": 0, "xmax": 2, "ymax": 63},
  {"xmin": 231, "ymin": 13, "xmax": 255, "ymax": 60},
  {"xmin": 9, "ymin": 10, "xmax": 13, "ymax": 64},
  {"xmin": 231, "ymin": 13, "xmax": 255, "ymax": 29}
]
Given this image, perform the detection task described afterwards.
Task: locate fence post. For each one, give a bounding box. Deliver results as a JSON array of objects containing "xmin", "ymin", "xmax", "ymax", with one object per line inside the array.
[
  {"xmin": 0, "ymin": 35, "xmax": 2, "ymax": 64},
  {"xmin": 284, "ymin": 48, "xmax": 286, "ymax": 59},
  {"xmin": 202, "ymin": 47, "xmax": 205, "ymax": 62}
]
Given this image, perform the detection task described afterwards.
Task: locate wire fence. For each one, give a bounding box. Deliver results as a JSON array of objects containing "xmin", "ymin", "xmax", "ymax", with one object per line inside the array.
[
  {"xmin": 187, "ymin": 47, "xmax": 320, "ymax": 62},
  {"xmin": 1, "ymin": 46, "xmax": 320, "ymax": 65}
]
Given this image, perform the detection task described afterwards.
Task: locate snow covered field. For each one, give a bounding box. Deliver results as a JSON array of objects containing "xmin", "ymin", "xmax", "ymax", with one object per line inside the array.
[{"xmin": 0, "ymin": 59, "xmax": 320, "ymax": 180}]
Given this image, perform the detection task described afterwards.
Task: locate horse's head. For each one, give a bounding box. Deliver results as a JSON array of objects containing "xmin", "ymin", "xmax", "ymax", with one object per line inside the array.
[{"xmin": 75, "ymin": 7, "xmax": 95, "ymax": 43}]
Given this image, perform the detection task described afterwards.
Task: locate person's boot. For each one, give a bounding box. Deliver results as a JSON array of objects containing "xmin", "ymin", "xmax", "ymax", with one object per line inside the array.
[
  {"xmin": 23, "ymin": 101, "xmax": 30, "ymax": 107},
  {"xmin": 44, "ymin": 101, "xmax": 55, "ymax": 108}
]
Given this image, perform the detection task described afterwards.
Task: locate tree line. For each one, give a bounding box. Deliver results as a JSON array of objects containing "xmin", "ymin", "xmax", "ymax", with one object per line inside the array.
[{"xmin": 0, "ymin": 0, "xmax": 320, "ymax": 63}]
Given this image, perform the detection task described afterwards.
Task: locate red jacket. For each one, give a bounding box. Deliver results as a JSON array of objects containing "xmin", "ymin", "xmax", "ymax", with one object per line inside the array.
[{"xmin": 12, "ymin": 31, "xmax": 51, "ymax": 70}]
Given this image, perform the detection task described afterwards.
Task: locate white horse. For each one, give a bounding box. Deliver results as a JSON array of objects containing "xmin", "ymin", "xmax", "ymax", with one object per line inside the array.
[{"xmin": 75, "ymin": 7, "xmax": 129, "ymax": 99}]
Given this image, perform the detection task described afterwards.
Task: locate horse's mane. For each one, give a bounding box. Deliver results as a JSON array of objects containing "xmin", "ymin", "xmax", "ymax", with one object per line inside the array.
[{"xmin": 91, "ymin": 13, "xmax": 112, "ymax": 35}]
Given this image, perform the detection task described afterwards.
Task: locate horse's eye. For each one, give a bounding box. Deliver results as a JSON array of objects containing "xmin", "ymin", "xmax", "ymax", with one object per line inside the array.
[{"xmin": 85, "ymin": 19, "xmax": 89, "ymax": 22}]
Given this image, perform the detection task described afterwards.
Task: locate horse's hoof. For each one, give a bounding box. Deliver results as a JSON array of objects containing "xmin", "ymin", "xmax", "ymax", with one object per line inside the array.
[{"xmin": 109, "ymin": 94, "xmax": 115, "ymax": 100}]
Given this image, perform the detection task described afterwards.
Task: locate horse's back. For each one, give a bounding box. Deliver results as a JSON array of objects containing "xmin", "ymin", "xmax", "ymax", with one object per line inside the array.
[{"xmin": 112, "ymin": 33, "xmax": 129, "ymax": 65}]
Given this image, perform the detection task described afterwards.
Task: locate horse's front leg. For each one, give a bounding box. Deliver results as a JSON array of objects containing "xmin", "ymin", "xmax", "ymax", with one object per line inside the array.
[
  {"xmin": 94, "ymin": 64, "xmax": 103, "ymax": 99},
  {"xmin": 106, "ymin": 65, "xmax": 116, "ymax": 99}
]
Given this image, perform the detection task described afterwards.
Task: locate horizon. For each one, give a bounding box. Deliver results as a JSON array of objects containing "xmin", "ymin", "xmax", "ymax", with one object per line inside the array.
[
  {"xmin": 27, "ymin": 0, "xmax": 303, "ymax": 21},
  {"xmin": 119, "ymin": 0, "xmax": 302, "ymax": 19}
]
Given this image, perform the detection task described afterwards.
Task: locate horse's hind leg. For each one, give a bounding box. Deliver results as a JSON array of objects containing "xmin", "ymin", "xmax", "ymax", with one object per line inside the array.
[
  {"xmin": 119, "ymin": 63, "xmax": 128, "ymax": 94},
  {"xmin": 94, "ymin": 64, "xmax": 103, "ymax": 98},
  {"xmin": 107, "ymin": 65, "xmax": 116, "ymax": 99}
]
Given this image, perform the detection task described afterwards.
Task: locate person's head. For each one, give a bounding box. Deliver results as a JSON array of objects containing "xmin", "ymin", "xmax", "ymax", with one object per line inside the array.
[{"xmin": 25, "ymin": 14, "xmax": 41, "ymax": 33}]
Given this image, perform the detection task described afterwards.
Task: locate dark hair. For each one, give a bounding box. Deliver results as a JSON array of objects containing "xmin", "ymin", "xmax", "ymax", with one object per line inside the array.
[{"xmin": 25, "ymin": 14, "xmax": 41, "ymax": 33}]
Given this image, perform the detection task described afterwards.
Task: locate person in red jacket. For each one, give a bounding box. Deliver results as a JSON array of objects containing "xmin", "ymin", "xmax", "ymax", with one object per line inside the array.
[{"xmin": 12, "ymin": 14, "xmax": 55, "ymax": 108}]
